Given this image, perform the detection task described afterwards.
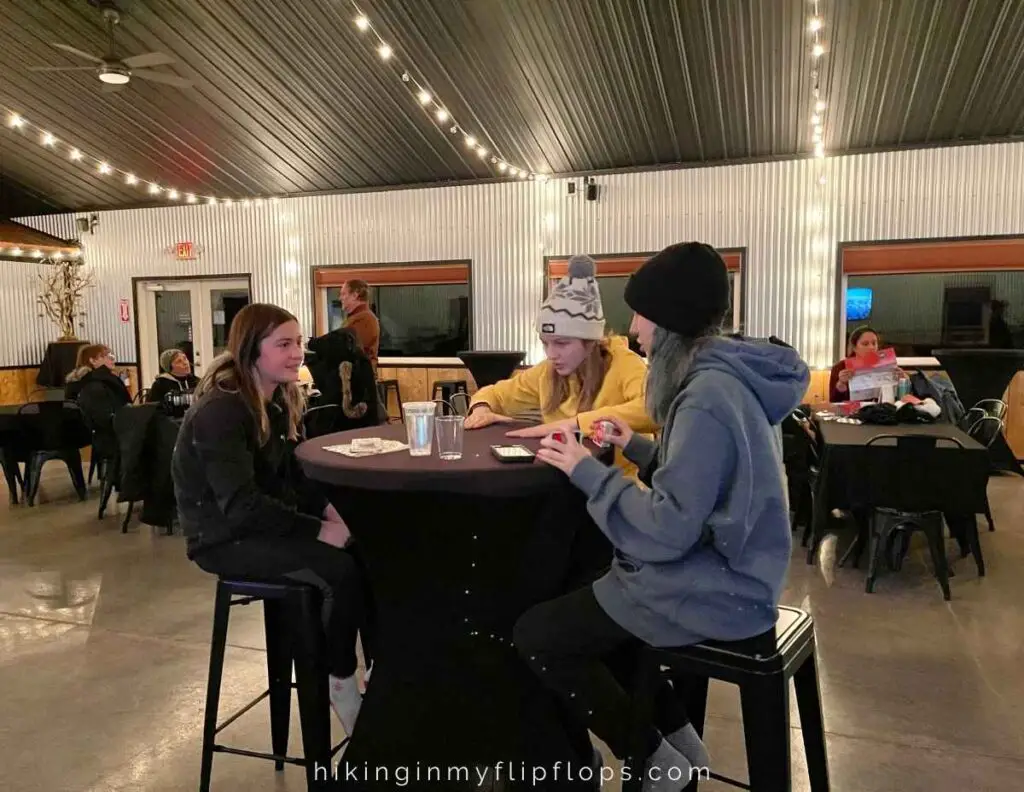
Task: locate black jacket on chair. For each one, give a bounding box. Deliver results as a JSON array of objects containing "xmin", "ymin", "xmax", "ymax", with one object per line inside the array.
[
  {"xmin": 172, "ymin": 388, "xmax": 328, "ymax": 559},
  {"xmin": 306, "ymin": 328, "xmax": 382, "ymax": 431},
  {"xmin": 65, "ymin": 366, "xmax": 132, "ymax": 458}
]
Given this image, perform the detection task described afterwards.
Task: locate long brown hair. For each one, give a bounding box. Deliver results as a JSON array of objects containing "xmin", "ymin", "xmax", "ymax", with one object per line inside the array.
[
  {"xmin": 195, "ymin": 303, "xmax": 305, "ymax": 445},
  {"xmin": 75, "ymin": 343, "xmax": 110, "ymax": 368},
  {"xmin": 542, "ymin": 339, "xmax": 611, "ymax": 415}
]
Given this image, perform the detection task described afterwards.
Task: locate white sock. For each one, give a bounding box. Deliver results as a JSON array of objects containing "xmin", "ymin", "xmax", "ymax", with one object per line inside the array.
[
  {"xmin": 328, "ymin": 674, "xmax": 362, "ymax": 735},
  {"xmin": 665, "ymin": 722, "xmax": 710, "ymax": 769},
  {"xmin": 641, "ymin": 739, "xmax": 693, "ymax": 792}
]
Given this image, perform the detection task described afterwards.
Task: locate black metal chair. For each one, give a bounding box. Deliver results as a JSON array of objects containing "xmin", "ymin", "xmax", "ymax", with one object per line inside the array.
[
  {"xmin": 200, "ymin": 578, "xmax": 347, "ymax": 792},
  {"xmin": 17, "ymin": 401, "xmax": 91, "ymax": 506},
  {"xmin": 966, "ymin": 415, "xmax": 1004, "ymax": 531},
  {"xmin": 303, "ymin": 404, "xmax": 340, "ymax": 439},
  {"xmin": 431, "ymin": 379, "xmax": 468, "ymax": 413},
  {"xmin": 862, "ymin": 433, "xmax": 984, "ymax": 600},
  {"xmin": 782, "ymin": 411, "xmax": 820, "ymax": 548},
  {"xmin": 624, "ymin": 607, "xmax": 829, "ymax": 792}
]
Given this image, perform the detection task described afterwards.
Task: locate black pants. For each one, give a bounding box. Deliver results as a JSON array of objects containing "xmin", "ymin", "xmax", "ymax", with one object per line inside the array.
[
  {"xmin": 194, "ymin": 536, "xmax": 371, "ymax": 678},
  {"xmin": 514, "ymin": 585, "xmax": 691, "ymax": 762}
]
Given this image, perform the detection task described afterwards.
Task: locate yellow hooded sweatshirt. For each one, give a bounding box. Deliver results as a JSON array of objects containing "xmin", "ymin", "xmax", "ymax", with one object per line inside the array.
[{"xmin": 470, "ymin": 336, "xmax": 657, "ymax": 472}]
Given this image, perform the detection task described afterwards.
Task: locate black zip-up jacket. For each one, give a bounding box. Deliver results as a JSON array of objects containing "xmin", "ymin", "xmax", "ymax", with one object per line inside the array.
[{"xmin": 172, "ymin": 387, "xmax": 327, "ymax": 558}]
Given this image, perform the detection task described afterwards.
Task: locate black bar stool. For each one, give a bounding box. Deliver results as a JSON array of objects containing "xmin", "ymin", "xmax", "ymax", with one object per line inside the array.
[
  {"xmin": 625, "ymin": 606, "xmax": 829, "ymax": 792},
  {"xmin": 200, "ymin": 578, "xmax": 348, "ymax": 791},
  {"xmin": 431, "ymin": 379, "xmax": 468, "ymax": 414},
  {"xmin": 377, "ymin": 379, "xmax": 403, "ymax": 422}
]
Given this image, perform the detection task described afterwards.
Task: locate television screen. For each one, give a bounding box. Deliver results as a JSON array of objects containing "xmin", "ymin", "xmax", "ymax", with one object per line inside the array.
[{"xmin": 846, "ymin": 287, "xmax": 873, "ymax": 321}]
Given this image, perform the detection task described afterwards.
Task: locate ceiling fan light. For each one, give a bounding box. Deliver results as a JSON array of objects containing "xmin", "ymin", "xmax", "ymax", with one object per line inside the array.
[{"xmin": 98, "ymin": 69, "xmax": 130, "ymax": 85}]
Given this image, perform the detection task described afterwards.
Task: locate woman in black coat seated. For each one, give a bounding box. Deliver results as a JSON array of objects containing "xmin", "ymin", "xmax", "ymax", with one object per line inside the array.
[
  {"xmin": 64, "ymin": 343, "xmax": 132, "ymax": 457},
  {"xmin": 146, "ymin": 348, "xmax": 200, "ymax": 405},
  {"xmin": 305, "ymin": 327, "xmax": 382, "ymax": 431}
]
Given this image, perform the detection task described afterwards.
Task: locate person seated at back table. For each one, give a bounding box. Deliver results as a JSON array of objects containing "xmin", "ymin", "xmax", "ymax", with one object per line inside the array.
[
  {"xmin": 171, "ymin": 303, "xmax": 370, "ymax": 735},
  {"xmin": 828, "ymin": 325, "xmax": 906, "ymax": 403},
  {"xmin": 464, "ymin": 254, "xmax": 657, "ymax": 471},
  {"xmin": 306, "ymin": 326, "xmax": 382, "ymax": 432},
  {"xmin": 146, "ymin": 348, "xmax": 199, "ymax": 405},
  {"xmin": 65, "ymin": 343, "xmax": 132, "ymax": 452},
  {"xmin": 513, "ymin": 243, "xmax": 810, "ymax": 791}
]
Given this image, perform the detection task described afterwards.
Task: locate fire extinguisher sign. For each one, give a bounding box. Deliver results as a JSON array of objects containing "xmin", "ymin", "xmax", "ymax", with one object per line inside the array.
[{"xmin": 119, "ymin": 298, "xmax": 131, "ymax": 323}]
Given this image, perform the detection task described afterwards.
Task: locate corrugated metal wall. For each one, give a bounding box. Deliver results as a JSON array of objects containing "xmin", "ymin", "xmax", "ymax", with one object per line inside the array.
[{"xmin": 14, "ymin": 140, "xmax": 1024, "ymax": 369}]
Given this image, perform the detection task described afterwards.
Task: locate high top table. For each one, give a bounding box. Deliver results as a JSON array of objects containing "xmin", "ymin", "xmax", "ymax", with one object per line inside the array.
[
  {"xmin": 932, "ymin": 349, "xmax": 1024, "ymax": 475},
  {"xmin": 297, "ymin": 422, "xmax": 610, "ymax": 791}
]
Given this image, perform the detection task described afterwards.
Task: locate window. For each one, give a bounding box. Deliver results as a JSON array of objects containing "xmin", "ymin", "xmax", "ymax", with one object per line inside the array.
[
  {"xmin": 313, "ymin": 263, "xmax": 471, "ymax": 358},
  {"xmin": 845, "ymin": 271, "xmax": 1023, "ymax": 355},
  {"xmin": 839, "ymin": 238, "xmax": 1024, "ymax": 356},
  {"xmin": 546, "ymin": 251, "xmax": 744, "ymax": 339}
]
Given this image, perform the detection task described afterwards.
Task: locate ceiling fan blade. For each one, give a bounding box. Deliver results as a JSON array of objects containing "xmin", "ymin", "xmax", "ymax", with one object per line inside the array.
[
  {"xmin": 101, "ymin": 83, "xmax": 126, "ymax": 94},
  {"xmin": 122, "ymin": 51, "xmax": 176, "ymax": 69},
  {"xmin": 27, "ymin": 66, "xmax": 97, "ymax": 72},
  {"xmin": 132, "ymin": 69, "xmax": 192, "ymax": 88},
  {"xmin": 50, "ymin": 42, "xmax": 103, "ymax": 63}
]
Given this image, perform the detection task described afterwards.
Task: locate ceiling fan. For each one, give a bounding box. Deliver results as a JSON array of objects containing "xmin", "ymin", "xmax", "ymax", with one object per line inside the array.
[{"xmin": 26, "ymin": 4, "xmax": 191, "ymax": 93}]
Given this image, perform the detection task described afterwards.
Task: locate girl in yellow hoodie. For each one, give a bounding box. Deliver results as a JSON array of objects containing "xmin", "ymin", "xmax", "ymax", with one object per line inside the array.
[{"xmin": 465, "ymin": 254, "xmax": 657, "ymax": 467}]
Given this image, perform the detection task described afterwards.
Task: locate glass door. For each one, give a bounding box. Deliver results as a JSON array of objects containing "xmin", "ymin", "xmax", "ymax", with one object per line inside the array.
[{"xmin": 136, "ymin": 278, "xmax": 250, "ymax": 390}]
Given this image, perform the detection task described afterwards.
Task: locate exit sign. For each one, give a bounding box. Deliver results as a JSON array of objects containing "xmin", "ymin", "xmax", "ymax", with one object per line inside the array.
[{"xmin": 176, "ymin": 241, "xmax": 195, "ymax": 260}]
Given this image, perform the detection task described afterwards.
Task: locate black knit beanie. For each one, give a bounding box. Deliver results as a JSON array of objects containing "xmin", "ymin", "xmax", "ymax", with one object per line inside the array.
[{"xmin": 624, "ymin": 242, "xmax": 730, "ymax": 337}]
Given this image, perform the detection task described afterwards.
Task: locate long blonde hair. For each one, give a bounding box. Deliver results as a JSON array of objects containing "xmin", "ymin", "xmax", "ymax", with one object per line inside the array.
[
  {"xmin": 195, "ymin": 303, "xmax": 305, "ymax": 445},
  {"xmin": 542, "ymin": 338, "xmax": 610, "ymax": 415}
]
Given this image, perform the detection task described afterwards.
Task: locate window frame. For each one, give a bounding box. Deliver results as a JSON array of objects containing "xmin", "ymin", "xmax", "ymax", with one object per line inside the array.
[
  {"xmin": 311, "ymin": 260, "xmax": 473, "ymax": 354},
  {"xmin": 834, "ymin": 235, "xmax": 1024, "ymax": 362},
  {"xmin": 542, "ymin": 248, "xmax": 746, "ymax": 335}
]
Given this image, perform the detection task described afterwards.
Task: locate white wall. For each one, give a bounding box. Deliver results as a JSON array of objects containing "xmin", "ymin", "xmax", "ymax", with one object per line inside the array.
[{"xmin": 13, "ymin": 140, "xmax": 1024, "ymax": 370}]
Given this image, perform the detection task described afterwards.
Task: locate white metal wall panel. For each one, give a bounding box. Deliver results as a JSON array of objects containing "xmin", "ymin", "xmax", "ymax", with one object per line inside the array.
[{"xmin": 14, "ymin": 140, "xmax": 1024, "ymax": 370}]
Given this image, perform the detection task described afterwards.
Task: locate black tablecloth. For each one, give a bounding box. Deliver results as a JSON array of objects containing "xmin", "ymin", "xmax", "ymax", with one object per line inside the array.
[
  {"xmin": 809, "ymin": 419, "xmax": 989, "ymax": 557},
  {"xmin": 297, "ymin": 423, "xmax": 610, "ymax": 790}
]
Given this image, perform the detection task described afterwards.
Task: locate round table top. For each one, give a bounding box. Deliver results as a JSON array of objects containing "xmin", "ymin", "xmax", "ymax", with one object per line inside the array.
[{"xmin": 296, "ymin": 421, "xmax": 583, "ymax": 495}]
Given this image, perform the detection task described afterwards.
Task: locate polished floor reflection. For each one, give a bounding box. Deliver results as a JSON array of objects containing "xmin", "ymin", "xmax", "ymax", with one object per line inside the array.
[{"xmin": 1, "ymin": 468, "xmax": 1022, "ymax": 791}]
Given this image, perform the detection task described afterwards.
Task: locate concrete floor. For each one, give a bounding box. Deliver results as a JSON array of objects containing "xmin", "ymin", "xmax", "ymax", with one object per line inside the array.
[{"xmin": 0, "ymin": 468, "xmax": 1022, "ymax": 792}]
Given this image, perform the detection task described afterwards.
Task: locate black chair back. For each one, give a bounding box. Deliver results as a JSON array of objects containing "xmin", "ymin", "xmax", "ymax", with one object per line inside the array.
[
  {"xmin": 303, "ymin": 404, "xmax": 339, "ymax": 439},
  {"xmin": 967, "ymin": 415, "xmax": 1004, "ymax": 450},
  {"xmin": 865, "ymin": 433, "xmax": 964, "ymax": 513}
]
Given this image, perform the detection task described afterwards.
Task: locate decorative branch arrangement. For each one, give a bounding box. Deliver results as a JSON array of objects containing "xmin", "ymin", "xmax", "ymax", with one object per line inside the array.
[{"xmin": 36, "ymin": 257, "xmax": 94, "ymax": 340}]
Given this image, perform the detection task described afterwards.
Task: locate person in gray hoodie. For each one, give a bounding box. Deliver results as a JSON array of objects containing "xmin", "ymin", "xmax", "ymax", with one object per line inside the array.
[{"xmin": 514, "ymin": 242, "xmax": 810, "ymax": 791}]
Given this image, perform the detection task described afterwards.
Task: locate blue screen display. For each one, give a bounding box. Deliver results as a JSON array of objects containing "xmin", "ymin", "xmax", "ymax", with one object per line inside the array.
[{"xmin": 846, "ymin": 287, "xmax": 873, "ymax": 321}]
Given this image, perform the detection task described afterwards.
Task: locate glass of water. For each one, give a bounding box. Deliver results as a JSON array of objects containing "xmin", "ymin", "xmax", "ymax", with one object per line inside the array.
[
  {"xmin": 435, "ymin": 415, "xmax": 465, "ymax": 461},
  {"xmin": 403, "ymin": 402, "xmax": 437, "ymax": 457}
]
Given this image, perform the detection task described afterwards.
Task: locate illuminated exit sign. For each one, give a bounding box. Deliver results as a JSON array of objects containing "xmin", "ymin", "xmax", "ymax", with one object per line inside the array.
[{"xmin": 176, "ymin": 241, "xmax": 196, "ymax": 260}]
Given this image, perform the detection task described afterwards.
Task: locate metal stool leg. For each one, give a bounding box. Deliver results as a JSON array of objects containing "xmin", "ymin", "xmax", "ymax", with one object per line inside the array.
[
  {"xmin": 794, "ymin": 649, "xmax": 831, "ymax": 792},
  {"xmin": 740, "ymin": 676, "xmax": 792, "ymax": 791},
  {"xmin": 199, "ymin": 582, "xmax": 232, "ymax": 792},
  {"xmin": 290, "ymin": 588, "xmax": 333, "ymax": 790},
  {"xmin": 264, "ymin": 599, "xmax": 293, "ymax": 771}
]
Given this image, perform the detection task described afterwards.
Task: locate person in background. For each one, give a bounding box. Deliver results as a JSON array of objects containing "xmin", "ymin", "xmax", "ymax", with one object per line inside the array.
[
  {"xmin": 464, "ymin": 254, "xmax": 657, "ymax": 471},
  {"xmin": 65, "ymin": 343, "xmax": 132, "ymax": 439},
  {"xmin": 336, "ymin": 279, "xmax": 380, "ymax": 366},
  {"xmin": 172, "ymin": 303, "xmax": 370, "ymax": 735},
  {"xmin": 514, "ymin": 243, "xmax": 810, "ymax": 791},
  {"xmin": 828, "ymin": 325, "xmax": 906, "ymax": 403},
  {"xmin": 146, "ymin": 348, "xmax": 199, "ymax": 405}
]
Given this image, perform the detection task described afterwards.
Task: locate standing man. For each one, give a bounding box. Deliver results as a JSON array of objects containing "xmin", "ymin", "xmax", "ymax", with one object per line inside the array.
[{"xmin": 337, "ymin": 279, "xmax": 380, "ymax": 366}]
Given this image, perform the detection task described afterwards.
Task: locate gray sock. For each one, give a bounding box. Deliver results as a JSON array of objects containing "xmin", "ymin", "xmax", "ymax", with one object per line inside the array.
[
  {"xmin": 666, "ymin": 722, "xmax": 710, "ymax": 768},
  {"xmin": 641, "ymin": 739, "xmax": 693, "ymax": 792}
]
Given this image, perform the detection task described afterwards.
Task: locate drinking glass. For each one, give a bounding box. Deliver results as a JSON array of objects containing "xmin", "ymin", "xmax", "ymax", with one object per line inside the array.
[
  {"xmin": 435, "ymin": 415, "xmax": 465, "ymax": 461},
  {"xmin": 403, "ymin": 402, "xmax": 437, "ymax": 457}
]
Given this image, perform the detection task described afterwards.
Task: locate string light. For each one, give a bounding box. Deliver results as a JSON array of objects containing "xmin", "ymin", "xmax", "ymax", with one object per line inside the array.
[
  {"xmin": 812, "ymin": 43, "xmax": 825, "ymax": 58},
  {"xmin": 2, "ymin": 105, "xmax": 283, "ymax": 208},
  {"xmin": 347, "ymin": 2, "xmax": 540, "ymax": 181}
]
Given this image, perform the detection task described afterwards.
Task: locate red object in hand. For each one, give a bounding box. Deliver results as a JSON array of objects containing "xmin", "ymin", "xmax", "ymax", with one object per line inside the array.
[{"xmin": 552, "ymin": 431, "xmax": 567, "ymax": 443}]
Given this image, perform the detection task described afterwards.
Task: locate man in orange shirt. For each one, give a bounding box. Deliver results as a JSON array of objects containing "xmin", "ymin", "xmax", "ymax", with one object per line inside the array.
[{"xmin": 337, "ymin": 279, "xmax": 380, "ymax": 366}]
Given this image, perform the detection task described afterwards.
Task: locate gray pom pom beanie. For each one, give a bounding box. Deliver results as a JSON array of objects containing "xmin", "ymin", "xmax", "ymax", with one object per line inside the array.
[{"xmin": 537, "ymin": 254, "xmax": 606, "ymax": 340}]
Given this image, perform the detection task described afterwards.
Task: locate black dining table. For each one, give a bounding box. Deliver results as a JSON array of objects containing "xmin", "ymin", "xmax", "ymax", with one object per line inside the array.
[
  {"xmin": 297, "ymin": 422, "xmax": 611, "ymax": 791},
  {"xmin": 806, "ymin": 415, "xmax": 990, "ymax": 565}
]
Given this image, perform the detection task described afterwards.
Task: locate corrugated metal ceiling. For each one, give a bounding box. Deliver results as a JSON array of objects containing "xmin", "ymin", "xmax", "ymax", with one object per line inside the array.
[{"xmin": 0, "ymin": 0, "xmax": 1022, "ymax": 213}]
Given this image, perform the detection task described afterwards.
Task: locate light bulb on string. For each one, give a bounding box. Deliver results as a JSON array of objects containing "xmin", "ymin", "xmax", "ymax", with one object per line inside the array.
[
  {"xmin": 168, "ymin": 189, "xmax": 180, "ymax": 200},
  {"xmin": 814, "ymin": 141, "xmax": 825, "ymax": 158},
  {"xmin": 207, "ymin": 197, "xmax": 217, "ymax": 206},
  {"xmin": 809, "ymin": 18, "xmax": 822, "ymax": 32},
  {"xmin": 378, "ymin": 43, "xmax": 392, "ymax": 60},
  {"xmin": 815, "ymin": 100, "xmax": 827, "ymax": 112},
  {"xmin": 464, "ymin": 135, "xmax": 476, "ymax": 149},
  {"xmin": 417, "ymin": 90, "xmax": 431, "ymax": 105},
  {"xmin": 69, "ymin": 148, "xmax": 82, "ymax": 161},
  {"xmin": 476, "ymin": 146, "xmax": 487, "ymax": 159},
  {"xmin": 435, "ymin": 108, "xmax": 449, "ymax": 122},
  {"xmin": 812, "ymin": 44, "xmax": 825, "ymax": 58},
  {"xmin": 149, "ymin": 183, "xmax": 161, "ymax": 195},
  {"xmin": 355, "ymin": 15, "xmax": 369, "ymax": 31},
  {"xmin": 97, "ymin": 161, "xmax": 111, "ymax": 175},
  {"xmin": 811, "ymin": 114, "xmax": 821, "ymax": 125},
  {"xmin": 498, "ymin": 162, "xmax": 508, "ymax": 172},
  {"xmin": 7, "ymin": 113, "xmax": 23, "ymax": 128},
  {"xmin": 41, "ymin": 131, "xmax": 56, "ymax": 147},
  {"xmin": 186, "ymin": 193, "xmax": 197, "ymax": 204}
]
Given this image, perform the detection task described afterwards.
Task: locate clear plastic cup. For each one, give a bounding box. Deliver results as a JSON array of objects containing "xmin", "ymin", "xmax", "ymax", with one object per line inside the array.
[
  {"xmin": 435, "ymin": 415, "xmax": 465, "ymax": 461},
  {"xmin": 403, "ymin": 402, "xmax": 437, "ymax": 457}
]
